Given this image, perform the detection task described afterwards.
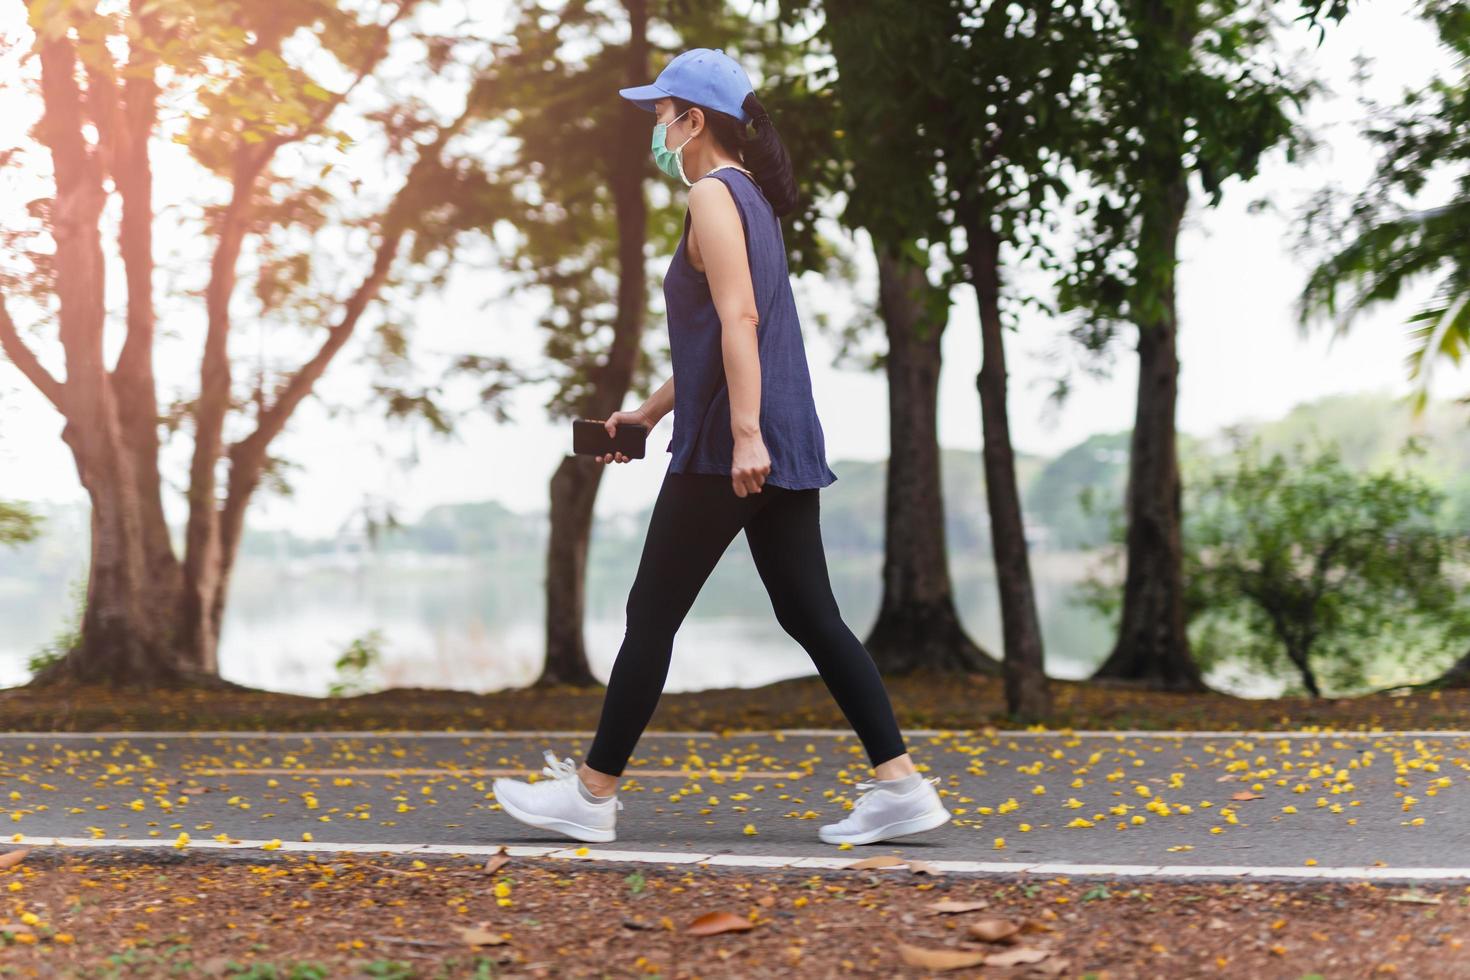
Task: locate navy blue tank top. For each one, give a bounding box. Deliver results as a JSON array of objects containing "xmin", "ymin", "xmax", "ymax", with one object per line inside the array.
[{"xmin": 661, "ymin": 167, "xmax": 838, "ymax": 490}]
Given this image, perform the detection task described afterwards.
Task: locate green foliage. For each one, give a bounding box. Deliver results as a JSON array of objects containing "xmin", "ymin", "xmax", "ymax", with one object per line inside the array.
[
  {"xmin": 1080, "ymin": 436, "xmax": 1470, "ymax": 696},
  {"xmin": 0, "ymin": 500, "xmax": 40, "ymax": 547},
  {"xmin": 1186, "ymin": 438, "xmax": 1470, "ymax": 696},
  {"xmin": 1057, "ymin": 0, "xmax": 1328, "ymax": 359},
  {"xmin": 327, "ymin": 629, "xmax": 385, "ymax": 698},
  {"xmin": 1296, "ymin": 1, "xmax": 1470, "ymax": 414},
  {"xmin": 815, "ymin": 0, "xmax": 1097, "ymax": 299}
]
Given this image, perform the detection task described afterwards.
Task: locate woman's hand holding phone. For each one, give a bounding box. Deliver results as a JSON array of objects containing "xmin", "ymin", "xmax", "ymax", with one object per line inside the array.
[{"xmin": 597, "ymin": 409, "xmax": 652, "ymax": 465}]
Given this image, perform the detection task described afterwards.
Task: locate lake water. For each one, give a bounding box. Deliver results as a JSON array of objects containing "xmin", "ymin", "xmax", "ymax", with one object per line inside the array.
[{"xmin": 0, "ymin": 529, "xmax": 1292, "ymax": 699}]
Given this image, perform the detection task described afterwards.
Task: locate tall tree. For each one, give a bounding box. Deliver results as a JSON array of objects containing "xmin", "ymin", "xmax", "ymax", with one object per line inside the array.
[
  {"xmin": 766, "ymin": 7, "xmax": 1000, "ymax": 675},
  {"xmin": 0, "ymin": 0, "xmax": 510, "ymax": 687},
  {"xmin": 1061, "ymin": 0, "xmax": 1345, "ymax": 690},
  {"xmin": 867, "ymin": 243, "xmax": 1000, "ymax": 673},
  {"xmin": 784, "ymin": 0, "xmax": 1107, "ymax": 717}
]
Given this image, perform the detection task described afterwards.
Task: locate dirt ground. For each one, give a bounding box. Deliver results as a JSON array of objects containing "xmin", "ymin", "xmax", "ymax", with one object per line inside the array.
[
  {"xmin": 2, "ymin": 847, "xmax": 1468, "ymax": 979},
  {"xmin": 1, "ymin": 670, "xmax": 1465, "ymax": 735}
]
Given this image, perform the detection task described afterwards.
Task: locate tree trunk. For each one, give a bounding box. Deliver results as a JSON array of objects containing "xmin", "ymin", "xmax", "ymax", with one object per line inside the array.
[
  {"xmin": 536, "ymin": 0, "xmax": 651, "ymax": 687},
  {"xmin": 27, "ymin": 458, "xmax": 186, "ymax": 687},
  {"xmin": 109, "ymin": 32, "xmax": 183, "ymax": 645},
  {"xmin": 1091, "ymin": 173, "xmax": 1206, "ymax": 692},
  {"xmin": 181, "ymin": 150, "xmax": 265, "ymax": 677},
  {"xmin": 541, "ymin": 456, "xmax": 606, "ymax": 686},
  {"xmin": 864, "ymin": 241, "xmax": 1000, "ymax": 675},
  {"xmin": 24, "ymin": 464, "xmax": 246, "ymax": 690},
  {"xmin": 1286, "ymin": 642, "xmax": 1321, "ymax": 698},
  {"xmin": 963, "ymin": 214, "xmax": 1052, "ymax": 721},
  {"xmin": 23, "ymin": 31, "xmax": 197, "ymax": 690},
  {"xmin": 1428, "ymin": 648, "xmax": 1470, "ymax": 688}
]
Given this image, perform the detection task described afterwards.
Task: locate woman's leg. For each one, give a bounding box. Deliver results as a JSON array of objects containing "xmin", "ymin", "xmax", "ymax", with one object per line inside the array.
[
  {"xmin": 582, "ymin": 472, "xmax": 757, "ymax": 786},
  {"xmin": 743, "ymin": 486, "xmax": 912, "ymax": 772}
]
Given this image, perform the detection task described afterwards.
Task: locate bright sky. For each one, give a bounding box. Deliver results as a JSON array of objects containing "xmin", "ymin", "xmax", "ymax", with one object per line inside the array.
[{"xmin": 0, "ymin": 1, "xmax": 1464, "ymax": 536}]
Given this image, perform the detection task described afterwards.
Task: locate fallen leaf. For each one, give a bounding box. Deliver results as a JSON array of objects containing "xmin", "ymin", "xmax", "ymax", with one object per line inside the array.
[
  {"xmin": 926, "ymin": 899, "xmax": 990, "ymax": 915},
  {"xmin": 482, "ymin": 846, "xmax": 510, "ymax": 874},
  {"xmin": 985, "ymin": 946, "xmax": 1051, "ymax": 966},
  {"xmin": 847, "ymin": 855, "xmax": 906, "ymax": 870},
  {"xmin": 455, "ymin": 924, "xmax": 509, "ymax": 947},
  {"xmin": 1231, "ymin": 791, "xmax": 1264, "ymax": 801},
  {"xmin": 622, "ymin": 917, "xmax": 656, "ymax": 931},
  {"xmin": 1020, "ymin": 918, "xmax": 1057, "ymax": 934},
  {"xmin": 686, "ymin": 911, "xmax": 756, "ymax": 936},
  {"xmin": 907, "ymin": 859, "xmax": 943, "ymax": 876},
  {"xmin": 968, "ymin": 919, "xmax": 1022, "ymax": 943},
  {"xmin": 897, "ymin": 942, "xmax": 989, "ymax": 971},
  {"xmin": 1032, "ymin": 956, "xmax": 1072, "ymax": 976},
  {"xmin": 0, "ymin": 849, "xmax": 29, "ymax": 871},
  {"xmin": 1387, "ymin": 890, "xmax": 1441, "ymax": 905},
  {"xmin": 757, "ymin": 895, "xmax": 776, "ymax": 908}
]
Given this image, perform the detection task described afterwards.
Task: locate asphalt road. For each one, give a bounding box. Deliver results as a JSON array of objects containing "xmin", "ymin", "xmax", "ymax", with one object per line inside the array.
[{"xmin": 5, "ymin": 729, "xmax": 1470, "ymax": 876}]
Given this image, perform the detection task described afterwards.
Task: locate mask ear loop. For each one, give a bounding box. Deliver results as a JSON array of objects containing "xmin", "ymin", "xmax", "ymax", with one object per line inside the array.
[
  {"xmin": 670, "ymin": 108, "xmax": 697, "ymax": 186},
  {"xmin": 665, "ymin": 107, "xmax": 692, "ymax": 138}
]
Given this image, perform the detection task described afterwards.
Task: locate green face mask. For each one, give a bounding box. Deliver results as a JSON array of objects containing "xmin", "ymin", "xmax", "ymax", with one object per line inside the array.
[{"xmin": 651, "ymin": 108, "xmax": 696, "ymax": 186}]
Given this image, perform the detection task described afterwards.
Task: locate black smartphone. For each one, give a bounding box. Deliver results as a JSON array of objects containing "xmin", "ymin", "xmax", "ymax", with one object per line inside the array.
[{"xmin": 572, "ymin": 418, "xmax": 649, "ymax": 459}]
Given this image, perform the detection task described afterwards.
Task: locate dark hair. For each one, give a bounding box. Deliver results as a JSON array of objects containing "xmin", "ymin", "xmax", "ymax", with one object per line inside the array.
[{"xmin": 671, "ymin": 91, "xmax": 799, "ymax": 217}]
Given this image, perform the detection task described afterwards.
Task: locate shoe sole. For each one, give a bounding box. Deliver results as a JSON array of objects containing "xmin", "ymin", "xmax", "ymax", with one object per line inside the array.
[
  {"xmin": 819, "ymin": 806, "xmax": 952, "ymax": 846},
  {"xmin": 494, "ymin": 783, "xmax": 617, "ymax": 843}
]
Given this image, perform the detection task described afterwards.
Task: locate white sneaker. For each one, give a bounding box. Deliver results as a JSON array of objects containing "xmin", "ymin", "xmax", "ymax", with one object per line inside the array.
[
  {"xmin": 818, "ymin": 775, "xmax": 951, "ymax": 846},
  {"xmin": 492, "ymin": 750, "xmax": 622, "ymax": 843}
]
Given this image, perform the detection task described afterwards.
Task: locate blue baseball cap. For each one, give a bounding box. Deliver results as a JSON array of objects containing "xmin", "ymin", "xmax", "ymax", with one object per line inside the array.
[{"xmin": 619, "ymin": 48, "xmax": 755, "ymax": 126}]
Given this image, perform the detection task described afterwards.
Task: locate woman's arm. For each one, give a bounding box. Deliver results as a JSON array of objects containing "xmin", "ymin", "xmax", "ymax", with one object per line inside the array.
[
  {"xmin": 637, "ymin": 375, "xmax": 675, "ymax": 426},
  {"xmin": 689, "ymin": 179, "xmax": 761, "ymax": 438},
  {"xmin": 688, "ymin": 177, "xmax": 771, "ymax": 495}
]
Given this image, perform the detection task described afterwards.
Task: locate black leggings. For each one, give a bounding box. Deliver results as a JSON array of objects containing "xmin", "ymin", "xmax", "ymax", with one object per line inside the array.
[{"xmin": 585, "ymin": 470, "xmax": 909, "ymax": 776}]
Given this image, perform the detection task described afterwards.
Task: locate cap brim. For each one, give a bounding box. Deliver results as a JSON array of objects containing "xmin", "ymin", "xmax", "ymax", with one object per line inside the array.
[{"xmin": 618, "ymin": 83, "xmax": 670, "ymax": 113}]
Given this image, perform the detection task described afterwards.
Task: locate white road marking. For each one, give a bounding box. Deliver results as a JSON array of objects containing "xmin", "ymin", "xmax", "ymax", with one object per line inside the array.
[
  {"xmin": 190, "ymin": 767, "xmax": 806, "ymax": 778},
  {"xmin": 10, "ymin": 835, "xmax": 1468, "ymax": 881},
  {"xmin": 1, "ymin": 729, "xmax": 1465, "ymax": 740}
]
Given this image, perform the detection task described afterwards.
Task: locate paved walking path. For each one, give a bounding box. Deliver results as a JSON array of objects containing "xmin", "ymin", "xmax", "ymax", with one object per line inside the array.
[{"xmin": 5, "ymin": 729, "xmax": 1470, "ymax": 881}]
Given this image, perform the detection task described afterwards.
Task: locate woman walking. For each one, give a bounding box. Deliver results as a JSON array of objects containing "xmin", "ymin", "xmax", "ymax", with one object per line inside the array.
[{"xmin": 493, "ymin": 48, "xmax": 951, "ymax": 847}]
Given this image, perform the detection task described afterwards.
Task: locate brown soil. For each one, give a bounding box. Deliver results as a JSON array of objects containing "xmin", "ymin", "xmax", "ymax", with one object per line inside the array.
[
  {"xmin": 1, "ymin": 848, "xmax": 1465, "ymax": 978},
  {"xmin": 1, "ymin": 671, "xmax": 1464, "ymax": 735}
]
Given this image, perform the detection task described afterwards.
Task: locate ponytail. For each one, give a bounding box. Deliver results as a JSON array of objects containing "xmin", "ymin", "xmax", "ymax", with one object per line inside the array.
[
  {"xmin": 738, "ymin": 92, "xmax": 799, "ymax": 217},
  {"xmin": 672, "ymin": 92, "xmax": 801, "ymax": 218}
]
